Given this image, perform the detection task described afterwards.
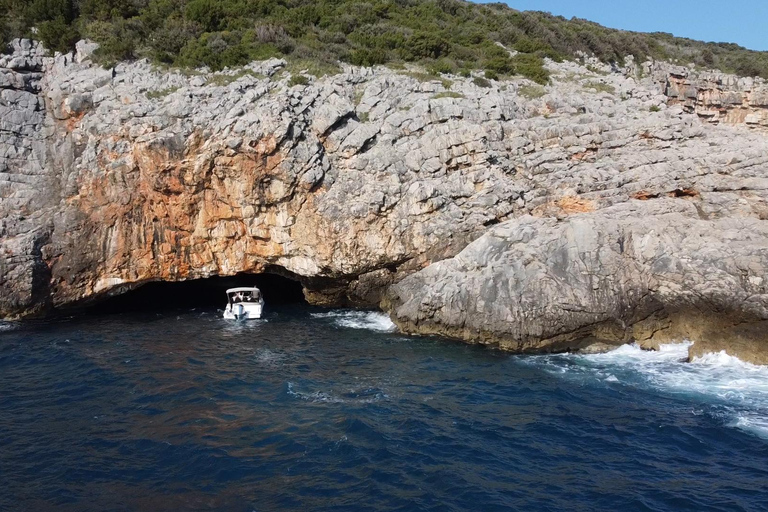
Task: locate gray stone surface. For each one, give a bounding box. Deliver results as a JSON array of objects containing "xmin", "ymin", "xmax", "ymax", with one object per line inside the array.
[{"xmin": 386, "ymin": 200, "xmax": 768, "ymax": 361}]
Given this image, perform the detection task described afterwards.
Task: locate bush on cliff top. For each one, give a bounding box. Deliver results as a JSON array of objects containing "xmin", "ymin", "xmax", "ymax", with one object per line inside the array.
[{"xmin": 2, "ymin": 0, "xmax": 768, "ymax": 82}]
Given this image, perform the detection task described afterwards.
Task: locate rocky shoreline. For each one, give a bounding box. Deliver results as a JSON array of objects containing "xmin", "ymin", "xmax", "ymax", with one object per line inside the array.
[
  {"xmin": 385, "ymin": 201, "xmax": 768, "ymax": 364},
  {"xmin": 2, "ymin": 39, "xmax": 767, "ymax": 362}
]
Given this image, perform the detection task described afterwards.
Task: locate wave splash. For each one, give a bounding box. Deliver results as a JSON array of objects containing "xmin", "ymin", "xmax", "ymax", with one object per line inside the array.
[
  {"xmin": 530, "ymin": 342, "xmax": 768, "ymax": 440},
  {"xmin": 0, "ymin": 322, "xmax": 18, "ymax": 332},
  {"xmin": 286, "ymin": 382, "xmax": 388, "ymax": 404},
  {"xmin": 310, "ymin": 310, "xmax": 396, "ymax": 332}
]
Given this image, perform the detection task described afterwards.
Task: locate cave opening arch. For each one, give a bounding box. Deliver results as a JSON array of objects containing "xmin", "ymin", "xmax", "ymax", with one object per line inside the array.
[{"xmin": 88, "ymin": 272, "xmax": 307, "ymax": 315}]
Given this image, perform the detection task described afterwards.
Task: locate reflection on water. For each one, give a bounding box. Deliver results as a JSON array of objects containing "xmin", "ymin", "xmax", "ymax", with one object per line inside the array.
[{"xmin": 1, "ymin": 306, "xmax": 767, "ymax": 511}]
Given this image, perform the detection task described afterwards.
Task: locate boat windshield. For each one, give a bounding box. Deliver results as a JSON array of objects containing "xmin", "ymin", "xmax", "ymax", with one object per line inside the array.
[{"xmin": 229, "ymin": 290, "xmax": 261, "ymax": 303}]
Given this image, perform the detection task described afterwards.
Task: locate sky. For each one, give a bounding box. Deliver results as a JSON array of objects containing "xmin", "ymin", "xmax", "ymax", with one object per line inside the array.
[{"xmin": 484, "ymin": 1, "xmax": 768, "ymax": 52}]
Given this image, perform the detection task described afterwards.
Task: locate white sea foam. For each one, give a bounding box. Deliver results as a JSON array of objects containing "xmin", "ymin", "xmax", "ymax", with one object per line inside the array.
[
  {"xmin": 531, "ymin": 342, "xmax": 768, "ymax": 441},
  {"xmin": 0, "ymin": 321, "xmax": 17, "ymax": 332},
  {"xmin": 731, "ymin": 414, "xmax": 768, "ymax": 440},
  {"xmin": 311, "ymin": 310, "xmax": 397, "ymax": 332},
  {"xmin": 583, "ymin": 341, "xmax": 691, "ymax": 365},
  {"xmin": 254, "ymin": 347, "xmax": 287, "ymax": 367},
  {"xmin": 286, "ymin": 382, "xmax": 388, "ymax": 404},
  {"xmin": 287, "ymin": 382, "xmax": 346, "ymax": 403}
]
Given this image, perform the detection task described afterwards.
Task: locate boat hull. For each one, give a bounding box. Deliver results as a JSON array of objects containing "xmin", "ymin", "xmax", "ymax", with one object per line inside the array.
[{"xmin": 223, "ymin": 302, "xmax": 264, "ymax": 320}]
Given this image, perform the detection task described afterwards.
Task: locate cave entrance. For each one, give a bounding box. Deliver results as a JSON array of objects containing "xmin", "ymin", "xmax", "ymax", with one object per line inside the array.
[{"xmin": 89, "ymin": 272, "xmax": 306, "ymax": 314}]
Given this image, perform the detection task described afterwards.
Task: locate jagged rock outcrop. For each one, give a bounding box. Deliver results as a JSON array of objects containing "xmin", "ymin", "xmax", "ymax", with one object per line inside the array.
[
  {"xmin": 651, "ymin": 62, "xmax": 768, "ymax": 129},
  {"xmin": 386, "ymin": 200, "xmax": 768, "ymax": 363},
  {"xmin": 2, "ymin": 39, "xmax": 767, "ymax": 361}
]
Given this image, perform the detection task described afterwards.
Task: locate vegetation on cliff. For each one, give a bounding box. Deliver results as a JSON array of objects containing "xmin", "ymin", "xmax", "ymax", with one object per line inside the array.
[{"xmin": 2, "ymin": 0, "xmax": 768, "ymax": 83}]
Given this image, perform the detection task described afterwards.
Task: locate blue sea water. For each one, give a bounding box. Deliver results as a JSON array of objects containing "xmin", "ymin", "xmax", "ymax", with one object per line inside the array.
[{"xmin": 1, "ymin": 306, "xmax": 767, "ymax": 511}]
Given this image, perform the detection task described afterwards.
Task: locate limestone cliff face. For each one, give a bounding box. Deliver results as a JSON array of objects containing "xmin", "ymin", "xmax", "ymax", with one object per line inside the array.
[
  {"xmin": 2, "ymin": 39, "xmax": 768, "ymax": 361},
  {"xmin": 1, "ymin": 39, "xmax": 519, "ymax": 315},
  {"xmin": 653, "ymin": 62, "xmax": 768, "ymax": 129}
]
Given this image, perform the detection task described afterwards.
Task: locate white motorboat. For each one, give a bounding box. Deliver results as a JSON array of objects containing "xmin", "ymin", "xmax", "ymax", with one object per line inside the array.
[{"xmin": 223, "ymin": 287, "xmax": 264, "ymax": 320}]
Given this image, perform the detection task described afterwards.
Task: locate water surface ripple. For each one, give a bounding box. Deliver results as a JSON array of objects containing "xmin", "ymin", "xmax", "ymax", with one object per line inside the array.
[{"xmin": 1, "ymin": 307, "xmax": 767, "ymax": 511}]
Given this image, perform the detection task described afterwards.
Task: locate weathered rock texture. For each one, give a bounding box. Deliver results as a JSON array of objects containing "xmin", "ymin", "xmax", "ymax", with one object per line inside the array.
[
  {"xmin": 386, "ymin": 201, "xmax": 768, "ymax": 362},
  {"xmin": 657, "ymin": 64, "xmax": 768, "ymax": 129},
  {"xmin": 2, "ymin": 39, "xmax": 767, "ymax": 361}
]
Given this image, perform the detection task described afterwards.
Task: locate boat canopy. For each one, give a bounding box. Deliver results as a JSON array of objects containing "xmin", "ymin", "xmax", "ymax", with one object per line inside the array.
[
  {"xmin": 226, "ymin": 287, "xmax": 261, "ymax": 294},
  {"xmin": 226, "ymin": 287, "xmax": 262, "ymax": 303}
]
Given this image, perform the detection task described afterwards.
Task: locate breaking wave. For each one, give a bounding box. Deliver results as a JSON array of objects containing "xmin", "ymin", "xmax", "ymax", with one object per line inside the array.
[
  {"xmin": 0, "ymin": 322, "xmax": 17, "ymax": 332},
  {"xmin": 527, "ymin": 342, "xmax": 768, "ymax": 440},
  {"xmin": 310, "ymin": 310, "xmax": 397, "ymax": 332}
]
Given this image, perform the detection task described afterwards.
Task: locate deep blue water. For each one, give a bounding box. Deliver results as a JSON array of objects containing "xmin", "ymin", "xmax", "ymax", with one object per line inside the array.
[{"xmin": 1, "ymin": 306, "xmax": 767, "ymax": 512}]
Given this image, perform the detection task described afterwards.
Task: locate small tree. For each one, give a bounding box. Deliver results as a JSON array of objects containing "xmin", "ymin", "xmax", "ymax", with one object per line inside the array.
[
  {"xmin": 0, "ymin": 18, "xmax": 10, "ymax": 48},
  {"xmin": 348, "ymin": 47, "xmax": 387, "ymax": 67},
  {"xmin": 37, "ymin": 16, "xmax": 80, "ymax": 53}
]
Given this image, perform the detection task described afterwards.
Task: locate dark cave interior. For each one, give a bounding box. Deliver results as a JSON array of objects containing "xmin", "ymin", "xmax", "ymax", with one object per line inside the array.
[{"xmin": 87, "ymin": 272, "xmax": 307, "ymax": 314}]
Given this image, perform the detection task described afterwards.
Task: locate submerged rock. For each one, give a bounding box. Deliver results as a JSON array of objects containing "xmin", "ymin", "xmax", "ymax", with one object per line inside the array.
[{"xmin": 1, "ymin": 39, "xmax": 767, "ymax": 360}]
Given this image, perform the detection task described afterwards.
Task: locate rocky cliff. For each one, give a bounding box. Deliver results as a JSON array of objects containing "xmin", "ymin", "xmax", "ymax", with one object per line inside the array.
[
  {"xmin": 386, "ymin": 202, "xmax": 768, "ymax": 361},
  {"xmin": 2, "ymin": 40, "xmax": 767, "ymax": 362},
  {"xmin": 657, "ymin": 63, "xmax": 768, "ymax": 129}
]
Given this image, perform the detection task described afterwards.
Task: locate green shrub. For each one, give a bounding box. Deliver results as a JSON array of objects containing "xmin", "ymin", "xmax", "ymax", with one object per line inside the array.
[
  {"xmin": 145, "ymin": 86, "xmax": 179, "ymax": 99},
  {"xmin": 185, "ymin": 0, "xmax": 225, "ymax": 32},
  {"xmin": 288, "ymin": 74, "xmax": 310, "ymax": 86},
  {"xmin": 649, "ymin": 105, "xmax": 661, "ymax": 112},
  {"xmin": 512, "ymin": 53, "xmax": 549, "ymax": 84},
  {"xmin": 88, "ymin": 18, "xmax": 142, "ymax": 62},
  {"xmin": 176, "ymin": 31, "xmax": 253, "ymax": 70},
  {"xmin": 1, "ymin": 0, "xmax": 766, "ymax": 79},
  {"xmin": 473, "ymin": 76, "xmax": 491, "ymax": 88},
  {"xmin": 0, "ymin": 19, "xmax": 8, "ymax": 47},
  {"xmin": 484, "ymin": 69, "xmax": 498, "ymax": 80},
  {"xmin": 287, "ymin": 58, "xmax": 341, "ymax": 77},
  {"xmin": 148, "ymin": 19, "xmax": 202, "ymax": 64},
  {"xmin": 518, "ymin": 84, "xmax": 545, "ymax": 99},
  {"xmin": 401, "ymin": 70, "xmax": 437, "ymax": 82},
  {"xmin": 484, "ymin": 56, "xmax": 513, "ymax": 75},
  {"xmin": 432, "ymin": 91, "xmax": 464, "ymax": 99},
  {"xmin": 584, "ymin": 81, "xmax": 615, "ymax": 94},
  {"xmin": 400, "ymin": 31, "xmax": 449, "ymax": 60},
  {"xmin": 37, "ymin": 16, "xmax": 80, "ymax": 53},
  {"xmin": 427, "ymin": 58, "xmax": 457, "ymax": 75},
  {"xmin": 514, "ymin": 37, "xmax": 549, "ymax": 54},
  {"xmin": 348, "ymin": 47, "xmax": 387, "ymax": 66},
  {"xmin": 78, "ymin": 0, "xmax": 142, "ymax": 21},
  {"xmin": 734, "ymin": 57, "xmax": 763, "ymax": 78}
]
